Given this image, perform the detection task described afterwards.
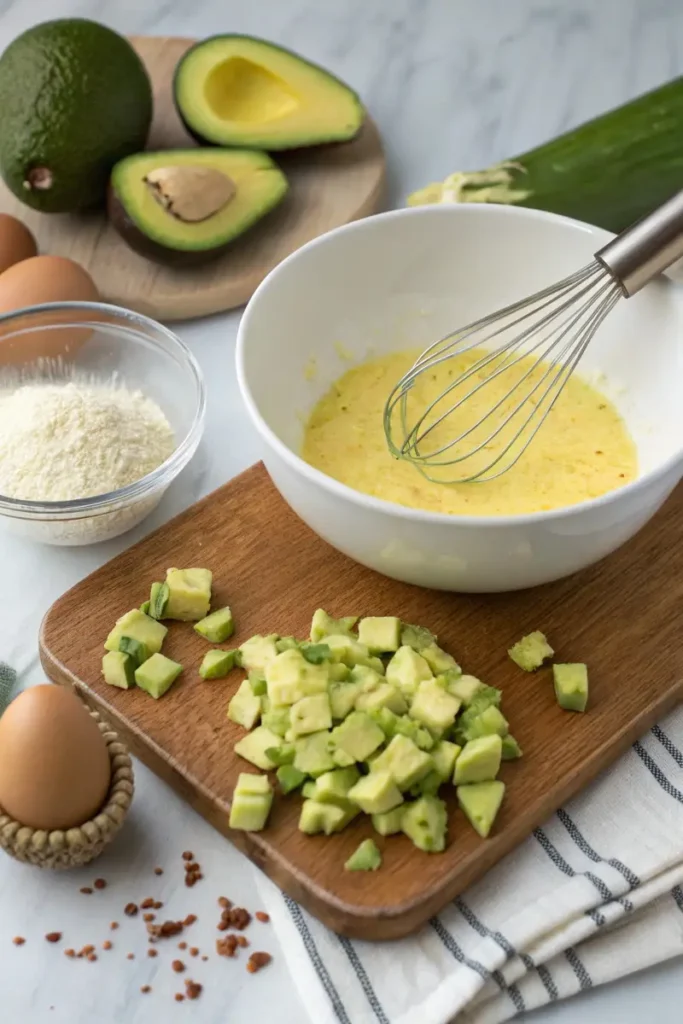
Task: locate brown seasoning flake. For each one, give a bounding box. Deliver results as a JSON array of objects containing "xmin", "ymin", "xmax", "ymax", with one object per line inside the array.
[
  {"xmin": 147, "ymin": 948, "xmax": 158, "ymax": 958},
  {"xmin": 189, "ymin": 947, "xmax": 199, "ymax": 957},
  {"xmin": 255, "ymin": 911, "xmax": 270, "ymax": 923},
  {"xmin": 93, "ymin": 879, "xmax": 107, "ymax": 890},
  {"xmin": 175, "ymin": 994, "xmax": 185, "ymax": 1003},
  {"xmin": 110, "ymin": 922, "xmax": 119, "ymax": 931},
  {"xmin": 247, "ymin": 951, "xmax": 272, "ymax": 973},
  {"xmin": 184, "ymin": 914, "xmax": 197, "ymax": 926},
  {"xmin": 154, "ymin": 867, "xmax": 163, "ymax": 876},
  {"xmin": 140, "ymin": 898, "xmax": 155, "ymax": 910},
  {"xmin": 143, "ymin": 913, "xmax": 155, "ymax": 923},
  {"xmin": 172, "ymin": 959, "xmax": 185, "ymax": 973},
  {"xmin": 79, "ymin": 887, "xmax": 93, "ymax": 895},
  {"xmin": 102, "ymin": 941, "xmax": 112, "ymax": 951},
  {"xmin": 185, "ymin": 980, "xmax": 202, "ymax": 1000},
  {"xmin": 182, "ymin": 851, "xmax": 194, "ymax": 861},
  {"xmin": 124, "ymin": 903, "xmax": 138, "ymax": 917},
  {"xmin": 45, "ymin": 933, "xmax": 62, "ymax": 943},
  {"xmin": 218, "ymin": 897, "xmax": 232, "ymax": 909},
  {"xmin": 141, "ymin": 986, "xmax": 151, "ymax": 994}
]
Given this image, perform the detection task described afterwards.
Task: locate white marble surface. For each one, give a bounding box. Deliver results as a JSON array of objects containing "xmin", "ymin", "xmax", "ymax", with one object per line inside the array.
[{"xmin": 2, "ymin": 0, "xmax": 683, "ymax": 1020}]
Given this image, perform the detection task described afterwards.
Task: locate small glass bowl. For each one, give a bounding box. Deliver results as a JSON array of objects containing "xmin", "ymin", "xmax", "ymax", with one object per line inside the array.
[{"xmin": 0, "ymin": 301, "xmax": 205, "ymax": 546}]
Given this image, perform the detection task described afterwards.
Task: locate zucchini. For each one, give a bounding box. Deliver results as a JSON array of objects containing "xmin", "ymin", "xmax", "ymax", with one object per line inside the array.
[{"xmin": 407, "ymin": 77, "xmax": 683, "ymax": 232}]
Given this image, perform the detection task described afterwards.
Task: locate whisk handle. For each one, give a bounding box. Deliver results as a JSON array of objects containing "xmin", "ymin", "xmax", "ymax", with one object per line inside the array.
[{"xmin": 595, "ymin": 188, "xmax": 683, "ymax": 297}]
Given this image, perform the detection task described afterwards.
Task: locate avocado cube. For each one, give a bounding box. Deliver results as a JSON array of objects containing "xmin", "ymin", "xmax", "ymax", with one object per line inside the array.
[
  {"xmin": 228, "ymin": 678, "xmax": 262, "ymax": 729},
  {"xmin": 393, "ymin": 715, "xmax": 435, "ymax": 751},
  {"xmin": 234, "ymin": 725, "xmax": 282, "ymax": 770},
  {"xmin": 445, "ymin": 673, "xmax": 484, "ymax": 704},
  {"xmin": 276, "ymin": 636, "xmax": 299, "ymax": 653},
  {"xmin": 332, "ymin": 747, "xmax": 356, "ymax": 768},
  {"xmin": 400, "ymin": 623, "xmax": 437, "ymax": 651},
  {"xmin": 310, "ymin": 609, "xmax": 358, "ymax": 642},
  {"xmin": 401, "ymin": 795, "xmax": 448, "ymax": 852},
  {"xmin": 301, "ymin": 780, "xmax": 318, "ymax": 800},
  {"xmin": 348, "ymin": 770, "xmax": 403, "ymax": 815},
  {"xmin": 300, "ymin": 642, "xmax": 332, "ymax": 665},
  {"xmin": 266, "ymin": 649, "xmax": 328, "ymax": 706},
  {"xmin": 229, "ymin": 772, "xmax": 273, "ymax": 832},
  {"xmin": 431, "ymin": 740, "xmax": 461, "ymax": 782},
  {"xmin": 330, "ymin": 711, "xmax": 385, "ymax": 762},
  {"xmin": 553, "ymin": 663, "xmax": 588, "ymax": 712},
  {"xmin": 355, "ymin": 682, "xmax": 407, "ymax": 715},
  {"xmin": 454, "ymin": 734, "xmax": 503, "ymax": 785},
  {"xmin": 508, "ymin": 630, "xmax": 554, "ymax": 671},
  {"xmin": 299, "ymin": 799, "xmax": 359, "ymax": 835},
  {"xmin": 290, "ymin": 693, "xmax": 332, "ymax": 737},
  {"xmin": 164, "ymin": 567, "xmax": 212, "ymax": 621},
  {"xmin": 349, "ymin": 665, "xmax": 383, "ymax": 690},
  {"xmin": 455, "ymin": 687, "xmax": 503, "ymax": 744},
  {"xmin": 118, "ymin": 635, "xmax": 149, "ymax": 668},
  {"xmin": 276, "ymin": 764, "xmax": 306, "ymax": 794},
  {"xmin": 371, "ymin": 806, "xmax": 404, "ymax": 836},
  {"xmin": 248, "ymin": 671, "xmax": 267, "ymax": 697},
  {"xmin": 194, "ymin": 606, "xmax": 235, "ymax": 643},
  {"xmin": 368, "ymin": 707, "xmax": 400, "ymax": 739},
  {"xmin": 261, "ymin": 706, "xmax": 291, "ymax": 738},
  {"xmin": 358, "ymin": 616, "xmax": 401, "ymax": 654},
  {"xmin": 325, "ymin": 634, "xmax": 373, "ymax": 668},
  {"xmin": 501, "ymin": 734, "xmax": 523, "ymax": 760},
  {"xmin": 328, "ymin": 662, "xmax": 351, "ymax": 683},
  {"xmin": 457, "ymin": 780, "xmax": 505, "ymax": 838},
  {"xmin": 139, "ymin": 600, "xmax": 151, "ymax": 615},
  {"xmin": 104, "ymin": 608, "xmax": 168, "ymax": 655},
  {"xmin": 344, "ymin": 838, "xmax": 382, "ymax": 872},
  {"xmin": 293, "ymin": 731, "xmax": 336, "ymax": 777},
  {"xmin": 463, "ymin": 705, "xmax": 509, "ymax": 741},
  {"xmin": 408, "ymin": 770, "xmax": 443, "ymax": 797},
  {"xmin": 200, "ymin": 648, "xmax": 236, "ymax": 680},
  {"xmin": 370, "ymin": 734, "xmax": 433, "ymax": 791},
  {"xmin": 135, "ymin": 652, "xmax": 182, "ymax": 698},
  {"xmin": 329, "ymin": 681, "xmax": 363, "ymax": 720},
  {"xmin": 240, "ymin": 634, "xmax": 279, "ymax": 672},
  {"xmin": 264, "ymin": 743, "xmax": 294, "ymax": 766},
  {"xmin": 409, "ymin": 679, "xmax": 461, "ymax": 732},
  {"xmin": 421, "ymin": 644, "xmax": 461, "ymax": 676},
  {"xmin": 386, "ymin": 646, "xmax": 433, "ymax": 700},
  {"xmin": 148, "ymin": 581, "xmax": 170, "ymax": 620},
  {"xmin": 314, "ymin": 766, "xmax": 361, "ymax": 805},
  {"xmin": 102, "ymin": 650, "xmax": 135, "ymax": 690}
]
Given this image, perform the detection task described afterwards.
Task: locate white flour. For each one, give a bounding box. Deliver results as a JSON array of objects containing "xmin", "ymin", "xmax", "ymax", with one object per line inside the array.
[{"xmin": 0, "ymin": 380, "xmax": 175, "ymax": 502}]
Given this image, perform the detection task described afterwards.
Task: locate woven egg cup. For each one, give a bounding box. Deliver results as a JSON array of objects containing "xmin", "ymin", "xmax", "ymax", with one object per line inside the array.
[{"xmin": 0, "ymin": 708, "xmax": 134, "ymax": 869}]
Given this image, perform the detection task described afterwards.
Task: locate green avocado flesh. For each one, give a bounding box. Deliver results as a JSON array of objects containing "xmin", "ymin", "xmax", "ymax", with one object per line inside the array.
[
  {"xmin": 0, "ymin": 18, "xmax": 152, "ymax": 212},
  {"xmin": 174, "ymin": 34, "xmax": 365, "ymax": 149},
  {"xmin": 109, "ymin": 148, "xmax": 288, "ymax": 259}
]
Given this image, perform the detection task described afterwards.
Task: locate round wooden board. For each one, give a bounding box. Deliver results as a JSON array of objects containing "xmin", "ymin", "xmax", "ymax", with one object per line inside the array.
[{"xmin": 0, "ymin": 36, "xmax": 386, "ymax": 322}]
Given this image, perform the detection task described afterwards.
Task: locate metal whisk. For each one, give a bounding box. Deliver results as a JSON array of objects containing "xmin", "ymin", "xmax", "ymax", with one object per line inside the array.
[{"xmin": 384, "ymin": 189, "xmax": 683, "ymax": 483}]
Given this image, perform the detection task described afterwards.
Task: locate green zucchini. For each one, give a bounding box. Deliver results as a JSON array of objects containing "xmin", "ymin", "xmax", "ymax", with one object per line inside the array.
[{"xmin": 408, "ymin": 77, "xmax": 683, "ymax": 232}]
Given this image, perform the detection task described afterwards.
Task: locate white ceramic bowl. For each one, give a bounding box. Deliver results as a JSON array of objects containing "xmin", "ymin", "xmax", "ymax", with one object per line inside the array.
[{"xmin": 236, "ymin": 204, "xmax": 683, "ymax": 592}]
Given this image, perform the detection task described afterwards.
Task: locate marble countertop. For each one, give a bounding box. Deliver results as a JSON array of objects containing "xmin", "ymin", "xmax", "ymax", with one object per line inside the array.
[{"xmin": 3, "ymin": 0, "xmax": 683, "ymax": 1021}]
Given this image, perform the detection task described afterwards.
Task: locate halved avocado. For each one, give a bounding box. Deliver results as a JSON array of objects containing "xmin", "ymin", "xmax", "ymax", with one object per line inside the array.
[
  {"xmin": 107, "ymin": 147, "xmax": 288, "ymax": 265},
  {"xmin": 173, "ymin": 35, "xmax": 365, "ymax": 150}
]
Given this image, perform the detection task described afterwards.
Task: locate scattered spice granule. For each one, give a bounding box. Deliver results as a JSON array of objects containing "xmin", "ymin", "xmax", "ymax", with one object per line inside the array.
[
  {"xmin": 12, "ymin": 937, "xmax": 25, "ymax": 946},
  {"xmin": 218, "ymin": 897, "xmax": 231, "ymax": 909},
  {"xmin": 222, "ymin": 907, "xmax": 251, "ymax": 930},
  {"xmin": 182, "ymin": 851, "xmax": 193, "ymax": 861},
  {"xmin": 154, "ymin": 867, "xmax": 163, "ymax": 876},
  {"xmin": 143, "ymin": 913, "xmax": 155, "ymax": 923},
  {"xmin": 189, "ymin": 947, "xmax": 199, "ymax": 958},
  {"xmin": 81, "ymin": 945, "xmax": 95, "ymax": 955},
  {"xmin": 172, "ymin": 960, "xmax": 185, "ymax": 973},
  {"xmin": 124, "ymin": 903, "xmax": 138, "ymax": 917},
  {"xmin": 174, "ymin": 994, "xmax": 185, "ymax": 1003},
  {"xmin": 201, "ymin": 955, "xmax": 208, "ymax": 962},
  {"xmin": 236, "ymin": 936, "xmax": 249, "ymax": 948},
  {"xmin": 147, "ymin": 949, "xmax": 158, "ymax": 958},
  {"xmin": 127, "ymin": 954, "xmax": 135, "ymax": 961},
  {"xmin": 94, "ymin": 879, "xmax": 107, "ymax": 890},
  {"xmin": 178, "ymin": 941, "xmax": 187, "ymax": 951},
  {"xmin": 102, "ymin": 941, "xmax": 112, "ymax": 951},
  {"xmin": 184, "ymin": 914, "xmax": 197, "ymax": 926},
  {"xmin": 153, "ymin": 901, "xmax": 163, "ymax": 910},
  {"xmin": 187, "ymin": 862, "xmax": 200, "ymax": 872},
  {"xmin": 141, "ymin": 986, "xmax": 151, "ymax": 994},
  {"xmin": 79, "ymin": 887, "xmax": 93, "ymax": 895},
  {"xmin": 217, "ymin": 921, "xmax": 228, "ymax": 932},
  {"xmin": 255, "ymin": 912, "xmax": 270, "ymax": 923},
  {"xmin": 140, "ymin": 898, "xmax": 155, "ymax": 910},
  {"xmin": 110, "ymin": 922, "xmax": 119, "ymax": 931},
  {"xmin": 185, "ymin": 980, "xmax": 202, "ymax": 1000},
  {"xmin": 147, "ymin": 919, "xmax": 184, "ymax": 940},
  {"xmin": 64, "ymin": 949, "xmax": 76, "ymax": 959},
  {"xmin": 247, "ymin": 952, "xmax": 272, "ymax": 974},
  {"xmin": 216, "ymin": 935, "xmax": 238, "ymax": 958},
  {"xmin": 87, "ymin": 954, "xmax": 97, "ymax": 963},
  {"xmin": 45, "ymin": 933, "xmax": 62, "ymax": 943}
]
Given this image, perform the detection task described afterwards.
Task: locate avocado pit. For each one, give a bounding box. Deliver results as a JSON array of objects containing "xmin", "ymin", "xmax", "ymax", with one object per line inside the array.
[{"xmin": 144, "ymin": 165, "xmax": 236, "ymax": 223}]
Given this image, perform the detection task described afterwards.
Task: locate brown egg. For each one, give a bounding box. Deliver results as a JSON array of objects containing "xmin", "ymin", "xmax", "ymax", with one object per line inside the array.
[
  {"xmin": 0, "ymin": 214, "xmax": 37, "ymax": 274},
  {"xmin": 0, "ymin": 255, "xmax": 99, "ymax": 366},
  {"xmin": 0, "ymin": 685, "xmax": 111, "ymax": 831}
]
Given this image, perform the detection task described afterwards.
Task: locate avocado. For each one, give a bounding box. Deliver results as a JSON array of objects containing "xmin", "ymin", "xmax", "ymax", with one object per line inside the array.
[
  {"xmin": 348, "ymin": 770, "xmax": 403, "ymax": 815},
  {"xmin": 344, "ymin": 838, "xmax": 382, "ymax": 872},
  {"xmin": 310, "ymin": 609, "xmax": 358, "ymax": 643},
  {"xmin": 314, "ymin": 767, "xmax": 361, "ymax": 805},
  {"xmin": 148, "ymin": 582, "xmax": 170, "ymax": 620},
  {"xmin": 400, "ymin": 623, "xmax": 437, "ymax": 652},
  {"xmin": 453, "ymin": 734, "xmax": 503, "ymax": 785},
  {"xmin": 370, "ymin": 734, "xmax": 433, "ymax": 791},
  {"xmin": 393, "ymin": 715, "xmax": 435, "ymax": 751},
  {"xmin": 234, "ymin": 725, "xmax": 282, "ymax": 770},
  {"xmin": 408, "ymin": 770, "xmax": 442, "ymax": 797},
  {"xmin": 371, "ymin": 807, "xmax": 404, "ymax": 836},
  {"xmin": 118, "ymin": 635, "xmax": 149, "ymax": 668},
  {"xmin": 264, "ymin": 742, "xmax": 295, "ymax": 766},
  {"xmin": 349, "ymin": 665, "xmax": 384, "ymax": 690},
  {"xmin": 330, "ymin": 711, "xmax": 385, "ymax": 762},
  {"xmin": 109, "ymin": 148, "xmax": 289, "ymax": 266},
  {"xmin": 300, "ymin": 798, "xmax": 359, "ymax": 835},
  {"xmin": 194, "ymin": 606, "xmax": 235, "ymax": 643},
  {"xmin": 200, "ymin": 648, "xmax": 238, "ymax": 679},
  {"xmin": 293, "ymin": 731, "xmax": 336, "ymax": 777},
  {"xmin": 358, "ymin": 616, "xmax": 401, "ymax": 654},
  {"xmin": 409, "ymin": 679, "xmax": 461, "ymax": 733},
  {"xmin": 445, "ymin": 673, "xmax": 484, "ymax": 705},
  {"xmin": 135, "ymin": 652, "xmax": 183, "ymax": 699},
  {"xmin": 301, "ymin": 780, "xmax": 318, "ymax": 800},
  {"xmin": 102, "ymin": 650, "xmax": 135, "ymax": 690},
  {"xmin": 386, "ymin": 646, "xmax": 433, "ymax": 700},
  {"xmin": 174, "ymin": 35, "xmax": 364, "ymax": 150},
  {"xmin": 355, "ymin": 682, "xmax": 407, "ymax": 716},
  {"xmin": 266, "ymin": 648, "xmax": 328, "ymax": 705},
  {"xmin": 501, "ymin": 734, "xmax": 523, "ymax": 760},
  {"xmin": 367, "ymin": 707, "xmax": 400, "ymax": 739},
  {"xmin": 454, "ymin": 687, "xmax": 503, "ymax": 744},
  {"xmin": 260, "ymin": 705, "xmax": 291, "ymax": 738},
  {"xmin": 457, "ymin": 780, "xmax": 505, "ymax": 838},
  {"xmin": 328, "ymin": 663, "xmax": 351, "ymax": 683},
  {"xmin": 240, "ymin": 634, "xmax": 279, "ymax": 672},
  {"xmin": 289, "ymin": 693, "xmax": 333, "ymax": 737},
  {"xmin": 139, "ymin": 600, "xmax": 151, "ymax": 615},
  {"xmin": 430, "ymin": 740, "xmax": 461, "ymax": 782},
  {"xmin": 300, "ymin": 643, "xmax": 332, "ymax": 665},
  {"xmin": 401, "ymin": 795, "xmax": 448, "ymax": 852},
  {"xmin": 460, "ymin": 705, "xmax": 509, "ymax": 742},
  {"xmin": 0, "ymin": 19, "xmax": 152, "ymax": 213},
  {"xmin": 248, "ymin": 671, "xmax": 267, "ymax": 697},
  {"xmin": 276, "ymin": 636, "xmax": 299, "ymax": 653},
  {"xmin": 229, "ymin": 772, "xmax": 273, "ymax": 831},
  {"xmin": 329, "ymin": 681, "xmax": 363, "ymax": 720},
  {"xmin": 227, "ymin": 678, "xmax": 262, "ymax": 729},
  {"xmin": 508, "ymin": 631, "xmax": 554, "ymax": 671},
  {"xmin": 276, "ymin": 764, "xmax": 306, "ymax": 795},
  {"xmin": 325, "ymin": 634, "xmax": 374, "ymax": 669},
  {"xmin": 553, "ymin": 663, "xmax": 589, "ymax": 712},
  {"xmin": 421, "ymin": 644, "xmax": 461, "ymax": 676},
  {"xmin": 164, "ymin": 568, "xmax": 213, "ymax": 621},
  {"xmin": 104, "ymin": 608, "xmax": 167, "ymax": 655}
]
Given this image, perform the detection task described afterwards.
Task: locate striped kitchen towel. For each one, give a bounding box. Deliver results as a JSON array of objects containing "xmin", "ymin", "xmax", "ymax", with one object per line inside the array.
[{"xmin": 254, "ymin": 703, "xmax": 683, "ymax": 1023}]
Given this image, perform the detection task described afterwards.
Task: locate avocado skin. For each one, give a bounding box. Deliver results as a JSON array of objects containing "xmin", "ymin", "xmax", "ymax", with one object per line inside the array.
[{"xmin": 0, "ymin": 19, "xmax": 152, "ymax": 213}]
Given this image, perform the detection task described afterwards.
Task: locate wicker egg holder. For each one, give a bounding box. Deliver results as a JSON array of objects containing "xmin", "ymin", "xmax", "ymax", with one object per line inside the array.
[{"xmin": 0, "ymin": 707, "xmax": 134, "ymax": 869}]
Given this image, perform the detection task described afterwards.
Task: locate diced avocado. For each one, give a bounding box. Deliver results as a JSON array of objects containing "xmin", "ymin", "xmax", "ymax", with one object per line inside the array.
[
  {"xmin": 276, "ymin": 636, "xmax": 299, "ymax": 653},
  {"xmin": 393, "ymin": 715, "xmax": 436, "ymax": 750},
  {"xmin": 330, "ymin": 711, "xmax": 384, "ymax": 761},
  {"xmin": 508, "ymin": 630, "xmax": 554, "ymax": 671},
  {"xmin": 227, "ymin": 678, "xmax": 262, "ymax": 729},
  {"xmin": 409, "ymin": 679, "xmax": 461, "ymax": 732},
  {"xmin": 325, "ymin": 634, "xmax": 373, "ymax": 668},
  {"xmin": 386, "ymin": 646, "xmax": 433, "ymax": 699},
  {"xmin": 328, "ymin": 662, "xmax": 350, "ymax": 683},
  {"xmin": 408, "ymin": 770, "xmax": 442, "ymax": 797},
  {"xmin": 454, "ymin": 735, "xmax": 503, "ymax": 785},
  {"xmin": 421, "ymin": 644, "xmax": 460, "ymax": 676},
  {"xmin": 401, "ymin": 795, "xmax": 448, "ymax": 852},
  {"xmin": 194, "ymin": 606, "xmax": 235, "ymax": 643},
  {"xmin": 149, "ymin": 581, "xmax": 170, "ymax": 620},
  {"xmin": 355, "ymin": 682, "xmax": 407, "ymax": 715},
  {"xmin": 454, "ymin": 688, "xmax": 503, "ymax": 743},
  {"xmin": 277, "ymin": 764, "xmax": 306, "ymax": 794},
  {"xmin": 501, "ymin": 734, "xmax": 523, "ymax": 760},
  {"xmin": 358, "ymin": 616, "xmax": 401, "ymax": 654},
  {"xmin": 301, "ymin": 780, "xmax": 318, "ymax": 799},
  {"xmin": 240, "ymin": 634, "xmax": 279, "ymax": 672},
  {"xmin": 229, "ymin": 772, "xmax": 273, "ymax": 832},
  {"xmin": 400, "ymin": 623, "xmax": 437, "ymax": 651},
  {"xmin": 200, "ymin": 648, "xmax": 237, "ymax": 680},
  {"xmin": 367, "ymin": 656, "xmax": 386, "ymax": 676},
  {"xmin": 102, "ymin": 650, "xmax": 135, "ymax": 690},
  {"xmin": 553, "ymin": 663, "xmax": 589, "ymax": 712},
  {"xmin": 293, "ymin": 731, "xmax": 336, "ymax": 777},
  {"xmin": 332, "ymin": 747, "xmax": 355, "ymax": 768},
  {"xmin": 445, "ymin": 673, "xmax": 484, "ymax": 704},
  {"xmin": 164, "ymin": 567, "xmax": 212, "ymax": 621},
  {"xmin": 104, "ymin": 608, "xmax": 168, "ymax": 655},
  {"xmin": 315, "ymin": 766, "xmax": 360, "ymax": 805},
  {"xmin": 140, "ymin": 600, "xmax": 150, "ymax": 615},
  {"xmin": 118, "ymin": 635, "xmax": 149, "ymax": 668},
  {"xmin": 345, "ymin": 838, "xmax": 382, "ymax": 872},
  {"xmin": 462, "ymin": 705, "xmax": 509, "ymax": 741},
  {"xmin": 264, "ymin": 743, "xmax": 294, "ymax": 766},
  {"xmin": 457, "ymin": 780, "xmax": 505, "ymax": 838},
  {"xmin": 290, "ymin": 693, "xmax": 333, "ymax": 737},
  {"xmin": 299, "ymin": 799, "xmax": 358, "ymax": 835},
  {"xmin": 248, "ymin": 671, "xmax": 267, "ymax": 697},
  {"xmin": 370, "ymin": 734, "xmax": 433, "ymax": 791},
  {"xmin": 348, "ymin": 770, "xmax": 403, "ymax": 815},
  {"xmin": 349, "ymin": 664, "xmax": 383, "ymax": 690},
  {"xmin": 266, "ymin": 648, "xmax": 328, "ymax": 705},
  {"xmin": 234, "ymin": 725, "xmax": 282, "ymax": 770},
  {"xmin": 310, "ymin": 608, "xmax": 358, "ymax": 642},
  {"xmin": 368, "ymin": 707, "xmax": 400, "ymax": 739},
  {"xmin": 329, "ymin": 681, "xmax": 362, "ymax": 720},
  {"xmin": 135, "ymin": 652, "xmax": 182, "ymax": 698},
  {"xmin": 261, "ymin": 706, "xmax": 291, "ymax": 738},
  {"xmin": 372, "ymin": 807, "xmax": 404, "ymax": 836},
  {"xmin": 300, "ymin": 642, "xmax": 332, "ymax": 665},
  {"xmin": 431, "ymin": 740, "xmax": 461, "ymax": 782}
]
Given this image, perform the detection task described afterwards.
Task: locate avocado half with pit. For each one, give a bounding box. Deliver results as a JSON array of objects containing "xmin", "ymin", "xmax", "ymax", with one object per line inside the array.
[
  {"xmin": 173, "ymin": 35, "xmax": 365, "ymax": 150},
  {"xmin": 107, "ymin": 148, "xmax": 288, "ymax": 265}
]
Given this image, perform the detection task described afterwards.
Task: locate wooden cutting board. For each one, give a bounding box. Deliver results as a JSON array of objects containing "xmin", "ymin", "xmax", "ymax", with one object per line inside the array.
[
  {"xmin": 39, "ymin": 463, "xmax": 683, "ymax": 940},
  {"xmin": 0, "ymin": 37, "xmax": 385, "ymax": 322}
]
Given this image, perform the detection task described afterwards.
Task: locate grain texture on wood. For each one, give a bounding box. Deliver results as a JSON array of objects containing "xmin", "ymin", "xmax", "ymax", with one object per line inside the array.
[
  {"xmin": 39, "ymin": 463, "xmax": 683, "ymax": 939},
  {"xmin": 0, "ymin": 36, "xmax": 385, "ymax": 322}
]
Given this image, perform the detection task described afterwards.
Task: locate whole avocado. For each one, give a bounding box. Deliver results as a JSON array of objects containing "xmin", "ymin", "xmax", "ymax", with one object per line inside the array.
[{"xmin": 0, "ymin": 19, "xmax": 153, "ymax": 213}]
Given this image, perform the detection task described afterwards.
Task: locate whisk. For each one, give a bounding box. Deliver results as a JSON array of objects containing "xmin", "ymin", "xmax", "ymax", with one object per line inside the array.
[{"xmin": 384, "ymin": 189, "xmax": 683, "ymax": 483}]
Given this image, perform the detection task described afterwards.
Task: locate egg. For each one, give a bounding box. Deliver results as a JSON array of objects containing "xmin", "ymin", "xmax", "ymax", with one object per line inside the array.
[
  {"xmin": 0, "ymin": 214, "xmax": 37, "ymax": 274},
  {"xmin": 0, "ymin": 255, "xmax": 99, "ymax": 365},
  {"xmin": 0, "ymin": 685, "xmax": 111, "ymax": 831}
]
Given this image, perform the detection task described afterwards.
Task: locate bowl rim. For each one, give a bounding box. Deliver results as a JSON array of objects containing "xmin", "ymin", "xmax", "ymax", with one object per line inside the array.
[
  {"xmin": 236, "ymin": 202, "xmax": 683, "ymax": 528},
  {"xmin": 0, "ymin": 300, "xmax": 206, "ymax": 517}
]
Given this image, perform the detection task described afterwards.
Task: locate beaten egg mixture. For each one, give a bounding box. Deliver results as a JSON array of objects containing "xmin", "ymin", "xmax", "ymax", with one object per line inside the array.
[{"xmin": 302, "ymin": 348, "xmax": 637, "ymax": 517}]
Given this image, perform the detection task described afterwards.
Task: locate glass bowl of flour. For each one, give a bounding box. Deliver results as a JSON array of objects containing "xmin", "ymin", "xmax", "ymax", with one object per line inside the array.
[{"xmin": 0, "ymin": 302, "xmax": 205, "ymax": 545}]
